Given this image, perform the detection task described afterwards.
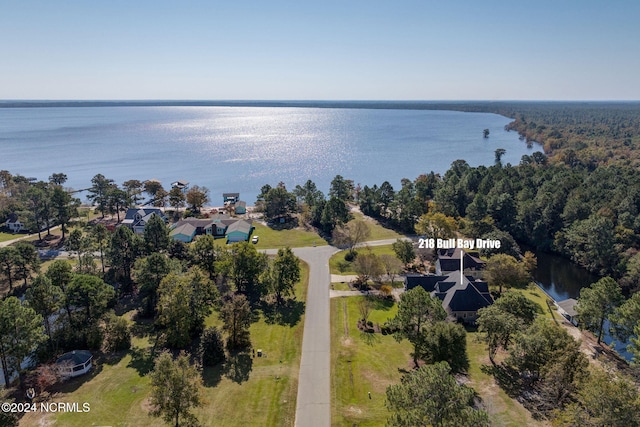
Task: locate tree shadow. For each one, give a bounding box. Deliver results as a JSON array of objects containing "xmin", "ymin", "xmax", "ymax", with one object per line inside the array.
[
  {"xmin": 127, "ymin": 346, "xmax": 156, "ymax": 376},
  {"xmin": 100, "ymin": 349, "xmax": 127, "ymax": 366},
  {"xmin": 359, "ymin": 330, "xmax": 381, "ymax": 346},
  {"xmin": 224, "ymin": 351, "xmax": 253, "ymax": 384},
  {"xmin": 260, "ymin": 298, "xmax": 305, "ymax": 327},
  {"xmin": 367, "ymin": 295, "xmax": 393, "ymax": 312},
  {"xmin": 46, "ymin": 361, "xmax": 104, "ymax": 395},
  {"xmin": 202, "ymin": 364, "xmax": 224, "ymax": 388},
  {"xmin": 480, "ymin": 363, "xmax": 522, "ymax": 397}
]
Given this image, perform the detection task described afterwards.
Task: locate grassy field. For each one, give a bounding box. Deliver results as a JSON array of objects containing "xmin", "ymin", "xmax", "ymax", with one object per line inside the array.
[
  {"xmin": 250, "ymin": 222, "xmax": 326, "ymax": 249},
  {"xmin": 21, "ymin": 264, "xmax": 309, "ymax": 427},
  {"xmin": 350, "ymin": 211, "xmax": 405, "ymax": 241},
  {"xmin": 331, "ymin": 294, "xmax": 549, "ymax": 426},
  {"xmin": 331, "ymin": 296, "xmax": 411, "ymax": 426},
  {"xmin": 329, "ymin": 244, "xmax": 398, "ymax": 275},
  {"xmin": 465, "ymin": 331, "xmax": 548, "ymax": 427},
  {"xmin": 0, "ymin": 231, "xmax": 22, "ymax": 243}
]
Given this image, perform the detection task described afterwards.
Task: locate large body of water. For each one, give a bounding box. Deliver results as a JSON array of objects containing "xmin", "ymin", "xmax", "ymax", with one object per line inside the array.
[{"xmin": 0, "ymin": 106, "xmax": 531, "ymax": 204}]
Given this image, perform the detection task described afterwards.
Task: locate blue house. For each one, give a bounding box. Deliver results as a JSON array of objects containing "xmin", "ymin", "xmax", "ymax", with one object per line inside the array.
[
  {"xmin": 120, "ymin": 208, "xmax": 167, "ymax": 234},
  {"xmin": 226, "ymin": 220, "xmax": 253, "ymax": 243},
  {"xmin": 235, "ymin": 200, "xmax": 247, "ymax": 215},
  {"xmin": 170, "ymin": 223, "xmax": 197, "ymax": 243}
]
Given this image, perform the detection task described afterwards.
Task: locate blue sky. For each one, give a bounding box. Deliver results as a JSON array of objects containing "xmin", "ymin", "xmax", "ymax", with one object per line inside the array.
[{"xmin": 1, "ymin": 1, "xmax": 638, "ymax": 100}]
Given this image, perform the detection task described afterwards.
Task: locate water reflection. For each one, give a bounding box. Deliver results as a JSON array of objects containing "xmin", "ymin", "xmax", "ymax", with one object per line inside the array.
[
  {"xmin": 532, "ymin": 250, "xmax": 632, "ymax": 361},
  {"xmin": 533, "ymin": 251, "xmax": 598, "ymax": 301}
]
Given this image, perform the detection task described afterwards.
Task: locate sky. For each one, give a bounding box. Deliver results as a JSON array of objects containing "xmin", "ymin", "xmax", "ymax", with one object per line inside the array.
[{"xmin": 1, "ymin": 1, "xmax": 639, "ymax": 100}]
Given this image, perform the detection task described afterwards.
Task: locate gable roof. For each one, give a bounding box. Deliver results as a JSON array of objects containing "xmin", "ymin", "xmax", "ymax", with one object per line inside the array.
[
  {"xmin": 5, "ymin": 213, "xmax": 21, "ymax": 224},
  {"xmin": 226, "ymin": 219, "xmax": 252, "ymax": 235},
  {"xmin": 431, "ymin": 272, "xmax": 493, "ymax": 313},
  {"xmin": 170, "ymin": 222, "xmax": 197, "ymax": 238},
  {"xmin": 437, "ymin": 248, "xmax": 486, "ymax": 272},
  {"xmin": 175, "ymin": 217, "xmax": 215, "ymax": 229},
  {"xmin": 557, "ymin": 298, "xmax": 579, "ymax": 318},
  {"xmin": 123, "ymin": 208, "xmax": 166, "ymax": 223},
  {"xmin": 405, "ymin": 274, "xmax": 448, "ymax": 292}
]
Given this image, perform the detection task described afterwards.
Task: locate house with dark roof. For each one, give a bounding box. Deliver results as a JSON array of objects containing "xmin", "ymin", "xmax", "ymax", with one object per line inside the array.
[
  {"xmin": 432, "ymin": 272, "xmax": 493, "ymax": 324},
  {"xmin": 405, "ymin": 274, "xmax": 449, "ymax": 292},
  {"xmin": 405, "ymin": 271, "xmax": 493, "ymax": 324},
  {"xmin": 4, "ymin": 213, "xmax": 25, "ymax": 233},
  {"xmin": 120, "ymin": 208, "xmax": 167, "ymax": 234},
  {"xmin": 436, "ymin": 248, "xmax": 486, "ymax": 275},
  {"xmin": 56, "ymin": 350, "xmax": 93, "ymax": 378}
]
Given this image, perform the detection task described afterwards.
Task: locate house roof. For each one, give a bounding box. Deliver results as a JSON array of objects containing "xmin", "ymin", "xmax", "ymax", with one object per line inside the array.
[
  {"xmin": 405, "ymin": 274, "xmax": 448, "ymax": 292},
  {"xmin": 123, "ymin": 208, "xmax": 166, "ymax": 221},
  {"xmin": 5, "ymin": 213, "xmax": 21, "ymax": 224},
  {"xmin": 175, "ymin": 217, "xmax": 215, "ymax": 229},
  {"xmin": 431, "ymin": 272, "xmax": 493, "ymax": 313},
  {"xmin": 56, "ymin": 350, "xmax": 93, "ymax": 366},
  {"xmin": 170, "ymin": 223, "xmax": 197, "ymax": 238},
  {"xmin": 223, "ymin": 192, "xmax": 240, "ymax": 198},
  {"xmin": 226, "ymin": 219, "xmax": 252, "ymax": 235},
  {"xmin": 557, "ymin": 298, "xmax": 579, "ymax": 317},
  {"xmin": 236, "ymin": 200, "xmax": 247, "ymax": 208},
  {"xmin": 171, "ymin": 180, "xmax": 189, "ymax": 188},
  {"xmin": 437, "ymin": 248, "xmax": 486, "ymax": 271},
  {"xmin": 210, "ymin": 213, "xmax": 231, "ymax": 221}
]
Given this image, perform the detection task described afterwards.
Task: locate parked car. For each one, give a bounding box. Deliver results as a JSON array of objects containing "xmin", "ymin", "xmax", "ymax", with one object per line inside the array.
[{"xmin": 252, "ymin": 235, "xmax": 259, "ymax": 244}]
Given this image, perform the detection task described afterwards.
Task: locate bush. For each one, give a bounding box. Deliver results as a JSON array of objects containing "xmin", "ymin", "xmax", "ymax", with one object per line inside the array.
[
  {"xmin": 344, "ymin": 251, "xmax": 357, "ymax": 262},
  {"xmin": 380, "ymin": 284, "xmax": 393, "ymax": 297},
  {"xmin": 199, "ymin": 327, "xmax": 226, "ymax": 367},
  {"xmin": 103, "ymin": 312, "xmax": 132, "ymax": 352},
  {"xmin": 337, "ymin": 260, "xmax": 350, "ymax": 273}
]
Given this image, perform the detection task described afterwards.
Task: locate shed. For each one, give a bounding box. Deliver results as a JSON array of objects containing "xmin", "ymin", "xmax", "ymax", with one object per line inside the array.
[
  {"xmin": 56, "ymin": 350, "xmax": 93, "ymax": 378},
  {"xmin": 556, "ymin": 298, "xmax": 579, "ymax": 326},
  {"xmin": 226, "ymin": 220, "xmax": 253, "ymax": 243},
  {"xmin": 235, "ymin": 200, "xmax": 247, "ymax": 215}
]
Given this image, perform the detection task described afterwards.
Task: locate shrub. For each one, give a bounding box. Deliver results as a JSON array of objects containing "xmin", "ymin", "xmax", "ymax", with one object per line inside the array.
[
  {"xmin": 337, "ymin": 260, "xmax": 350, "ymax": 273},
  {"xmin": 380, "ymin": 284, "xmax": 393, "ymax": 297},
  {"xmin": 344, "ymin": 251, "xmax": 357, "ymax": 262}
]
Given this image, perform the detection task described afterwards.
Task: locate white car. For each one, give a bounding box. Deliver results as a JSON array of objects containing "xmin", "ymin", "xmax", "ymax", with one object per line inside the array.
[{"xmin": 252, "ymin": 235, "xmax": 259, "ymax": 244}]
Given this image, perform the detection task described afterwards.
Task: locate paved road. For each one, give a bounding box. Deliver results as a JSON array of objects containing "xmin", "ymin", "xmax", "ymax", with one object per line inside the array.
[{"xmin": 290, "ymin": 245, "xmax": 339, "ymax": 427}]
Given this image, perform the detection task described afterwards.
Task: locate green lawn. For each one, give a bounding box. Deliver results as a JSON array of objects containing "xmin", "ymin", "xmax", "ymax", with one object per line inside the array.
[
  {"xmin": 329, "ymin": 244, "xmax": 398, "ymax": 275},
  {"xmin": 23, "ymin": 264, "xmax": 309, "ymax": 427},
  {"xmin": 0, "ymin": 231, "xmax": 22, "ymax": 243},
  {"xmin": 350, "ymin": 211, "xmax": 405, "ymax": 241},
  {"xmin": 331, "ymin": 295, "xmax": 547, "ymax": 427},
  {"xmin": 331, "ymin": 296, "xmax": 411, "ymax": 426},
  {"xmin": 466, "ymin": 331, "xmax": 547, "ymax": 427},
  {"xmin": 249, "ymin": 222, "xmax": 326, "ymax": 249}
]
